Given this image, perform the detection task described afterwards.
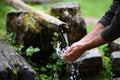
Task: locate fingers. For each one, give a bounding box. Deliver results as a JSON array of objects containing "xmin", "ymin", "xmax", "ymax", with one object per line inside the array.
[
  {"xmin": 62, "ymin": 43, "xmax": 81, "ymax": 61},
  {"xmin": 62, "ymin": 51, "xmax": 70, "ymax": 60},
  {"xmin": 63, "ymin": 55, "xmax": 76, "ymax": 62},
  {"xmin": 62, "ymin": 49, "xmax": 71, "ymax": 61},
  {"xmin": 62, "ymin": 45, "xmax": 81, "ymax": 62},
  {"xmin": 63, "ymin": 49, "xmax": 76, "ymax": 62},
  {"xmin": 64, "ymin": 47, "xmax": 72, "ymax": 53}
]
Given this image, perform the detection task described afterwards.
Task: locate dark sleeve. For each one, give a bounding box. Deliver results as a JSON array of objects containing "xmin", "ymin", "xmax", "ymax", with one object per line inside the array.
[
  {"xmin": 98, "ymin": 0, "xmax": 120, "ymax": 27},
  {"xmin": 101, "ymin": 6, "xmax": 120, "ymax": 42}
]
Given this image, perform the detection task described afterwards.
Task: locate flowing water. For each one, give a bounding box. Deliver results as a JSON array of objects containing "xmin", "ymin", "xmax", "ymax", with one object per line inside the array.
[
  {"xmin": 55, "ymin": 29, "xmax": 81, "ymax": 80},
  {"xmin": 69, "ymin": 63, "xmax": 81, "ymax": 80}
]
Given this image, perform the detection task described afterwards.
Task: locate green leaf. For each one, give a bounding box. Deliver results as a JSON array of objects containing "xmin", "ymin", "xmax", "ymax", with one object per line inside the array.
[
  {"xmin": 33, "ymin": 48, "xmax": 40, "ymax": 52},
  {"xmin": 26, "ymin": 46, "xmax": 40, "ymax": 57},
  {"xmin": 40, "ymin": 67, "xmax": 47, "ymax": 71}
]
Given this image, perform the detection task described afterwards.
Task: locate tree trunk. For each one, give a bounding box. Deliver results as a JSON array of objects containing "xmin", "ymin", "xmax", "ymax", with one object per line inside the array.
[{"xmin": 0, "ymin": 39, "xmax": 36, "ymax": 80}]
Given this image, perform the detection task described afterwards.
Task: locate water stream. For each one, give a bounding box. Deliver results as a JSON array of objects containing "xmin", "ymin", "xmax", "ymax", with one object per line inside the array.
[{"xmin": 55, "ymin": 29, "xmax": 81, "ymax": 80}]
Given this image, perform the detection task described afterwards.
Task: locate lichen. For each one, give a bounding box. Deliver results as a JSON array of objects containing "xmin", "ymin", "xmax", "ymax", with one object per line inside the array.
[{"xmin": 22, "ymin": 14, "xmax": 40, "ymax": 33}]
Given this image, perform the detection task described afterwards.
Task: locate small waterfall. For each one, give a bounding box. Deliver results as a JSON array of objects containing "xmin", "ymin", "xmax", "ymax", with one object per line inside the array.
[
  {"xmin": 55, "ymin": 29, "xmax": 81, "ymax": 80},
  {"xmin": 55, "ymin": 29, "xmax": 69, "ymax": 59},
  {"xmin": 60, "ymin": 29, "xmax": 69, "ymax": 47}
]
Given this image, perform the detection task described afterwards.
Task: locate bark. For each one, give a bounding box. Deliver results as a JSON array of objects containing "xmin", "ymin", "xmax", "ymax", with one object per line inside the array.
[{"xmin": 0, "ymin": 39, "xmax": 36, "ymax": 80}]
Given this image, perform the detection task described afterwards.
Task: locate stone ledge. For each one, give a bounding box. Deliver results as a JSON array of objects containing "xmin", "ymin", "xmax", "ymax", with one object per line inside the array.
[
  {"xmin": 108, "ymin": 38, "xmax": 120, "ymax": 52},
  {"xmin": 111, "ymin": 51, "xmax": 120, "ymax": 77}
]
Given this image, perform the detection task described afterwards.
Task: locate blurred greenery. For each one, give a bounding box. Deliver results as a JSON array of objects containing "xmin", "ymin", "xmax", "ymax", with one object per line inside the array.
[
  {"xmin": 30, "ymin": 0, "xmax": 112, "ymax": 17},
  {"xmin": 0, "ymin": 1, "xmax": 14, "ymax": 38},
  {"xmin": 70, "ymin": 0, "xmax": 112, "ymax": 17}
]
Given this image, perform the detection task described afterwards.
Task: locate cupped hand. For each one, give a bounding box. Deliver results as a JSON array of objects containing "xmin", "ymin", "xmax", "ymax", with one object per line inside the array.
[{"xmin": 63, "ymin": 41, "xmax": 85, "ymax": 62}]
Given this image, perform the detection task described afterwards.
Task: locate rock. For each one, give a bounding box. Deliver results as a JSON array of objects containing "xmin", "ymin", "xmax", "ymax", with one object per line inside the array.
[
  {"xmin": 66, "ymin": 48, "xmax": 103, "ymax": 80},
  {"xmin": 108, "ymin": 38, "xmax": 120, "ymax": 53},
  {"xmin": 111, "ymin": 51, "xmax": 120, "ymax": 77},
  {"xmin": 0, "ymin": 40, "xmax": 35, "ymax": 80},
  {"xmin": 51, "ymin": 2, "xmax": 87, "ymax": 44}
]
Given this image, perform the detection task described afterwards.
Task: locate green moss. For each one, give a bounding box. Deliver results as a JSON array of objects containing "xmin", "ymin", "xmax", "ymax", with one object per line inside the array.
[
  {"xmin": 23, "ymin": 14, "xmax": 40, "ymax": 33},
  {"xmin": 13, "ymin": 66, "xmax": 19, "ymax": 80}
]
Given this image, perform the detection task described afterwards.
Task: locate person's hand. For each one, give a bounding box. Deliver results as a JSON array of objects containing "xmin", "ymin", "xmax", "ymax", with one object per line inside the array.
[
  {"xmin": 63, "ymin": 41, "xmax": 85, "ymax": 62},
  {"xmin": 62, "ymin": 23, "xmax": 106, "ymax": 62}
]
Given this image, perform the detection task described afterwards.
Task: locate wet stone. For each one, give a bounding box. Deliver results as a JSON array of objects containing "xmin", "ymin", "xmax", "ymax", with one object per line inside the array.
[
  {"xmin": 111, "ymin": 51, "xmax": 120, "ymax": 77},
  {"xmin": 108, "ymin": 38, "xmax": 120, "ymax": 53},
  {"xmin": 66, "ymin": 48, "xmax": 103, "ymax": 80}
]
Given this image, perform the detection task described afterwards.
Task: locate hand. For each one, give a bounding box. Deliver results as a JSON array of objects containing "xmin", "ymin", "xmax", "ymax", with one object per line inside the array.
[
  {"xmin": 62, "ymin": 23, "xmax": 106, "ymax": 62},
  {"xmin": 63, "ymin": 41, "xmax": 85, "ymax": 62}
]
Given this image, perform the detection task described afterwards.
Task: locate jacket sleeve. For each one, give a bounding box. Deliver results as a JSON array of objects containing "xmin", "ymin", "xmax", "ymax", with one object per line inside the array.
[
  {"xmin": 101, "ymin": 6, "xmax": 120, "ymax": 42},
  {"xmin": 98, "ymin": 0, "xmax": 120, "ymax": 27}
]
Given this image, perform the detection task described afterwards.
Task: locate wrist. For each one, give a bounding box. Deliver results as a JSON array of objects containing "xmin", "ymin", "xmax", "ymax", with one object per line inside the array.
[{"xmin": 77, "ymin": 41, "xmax": 89, "ymax": 52}]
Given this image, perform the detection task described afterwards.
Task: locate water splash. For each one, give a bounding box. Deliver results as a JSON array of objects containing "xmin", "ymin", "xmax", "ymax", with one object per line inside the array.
[
  {"xmin": 55, "ymin": 29, "xmax": 69, "ymax": 59},
  {"xmin": 55, "ymin": 41, "xmax": 65, "ymax": 59},
  {"xmin": 55, "ymin": 29, "xmax": 81, "ymax": 80},
  {"xmin": 69, "ymin": 63, "xmax": 81, "ymax": 80}
]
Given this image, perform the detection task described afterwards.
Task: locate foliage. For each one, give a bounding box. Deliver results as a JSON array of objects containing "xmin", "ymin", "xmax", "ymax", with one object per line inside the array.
[
  {"xmin": 98, "ymin": 44, "xmax": 113, "ymax": 80},
  {"xmin": 5, "ymin": 32, "xmax": 17, "ymax": 45},
  {"xmin": 102, "ymin": 56, "xmax": 113, "ymax": 80},
  {"xmin": 5, "ymin": 32, "xmax": 67, "ymax": 80},
  {"xmin": 0, "ymin": 1, "xmax": 14, "ymax": 38},
  {"xmin": 26, "ymin": 46, "xmax": 40, "ymax": 57},
  {"xmin": 36, "ymin": 53, "xmax": 68, "ymax": 80}
]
